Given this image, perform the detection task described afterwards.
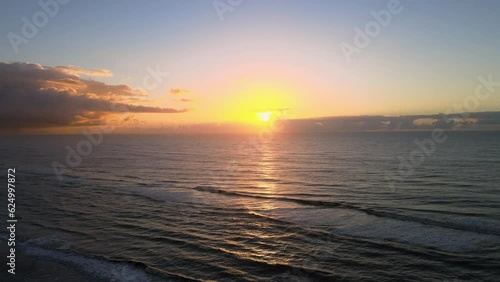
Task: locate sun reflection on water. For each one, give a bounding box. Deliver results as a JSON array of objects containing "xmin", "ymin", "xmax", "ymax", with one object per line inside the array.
[{"xmin": 257, "ymin": 142, "xmax": 277, "ymax": 193}]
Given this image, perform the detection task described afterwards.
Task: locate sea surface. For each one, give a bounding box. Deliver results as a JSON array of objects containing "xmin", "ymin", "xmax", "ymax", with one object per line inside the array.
[{"xmin": 1, "ymin": 132, "xmax": 499, "ymax": 281}]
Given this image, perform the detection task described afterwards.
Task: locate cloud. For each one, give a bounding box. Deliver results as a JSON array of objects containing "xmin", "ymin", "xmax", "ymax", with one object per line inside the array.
[
  {"xmin": 180, "ymin": 98, "xmax": 192, "ymax": 102},
  {"xmin": 0, "ymin": 62, "xmax": 186, "ymax": 132},
  {"xmin": 169, "ymin": 88, "xmax": 190, "ymax": 95},
  {"xmin": 283, "ymin": 112, "xmax": 500, "ymax": 133},
  {"xmin": 55, "ymin": 65, "xmax": 113, "ymax": 77}
]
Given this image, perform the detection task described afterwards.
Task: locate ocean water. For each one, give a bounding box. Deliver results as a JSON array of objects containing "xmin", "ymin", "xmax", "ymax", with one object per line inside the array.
[{"xmin": 1, "ymin": 132, "xmax": 499, "ymax": 281}]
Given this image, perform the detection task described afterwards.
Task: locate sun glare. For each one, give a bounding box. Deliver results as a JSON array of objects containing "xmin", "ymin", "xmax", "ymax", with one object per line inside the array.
[
  {"xmin": 220, "ymin": 81, "xmax": 296, "ymax": 124},
  {"xmin": 257, "ymin": 111, "xmax": 272, "ymax": 122}
]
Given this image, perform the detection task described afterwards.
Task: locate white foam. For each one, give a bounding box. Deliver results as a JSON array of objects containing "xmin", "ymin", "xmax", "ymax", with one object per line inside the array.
[
  {"xmin": 27, "ymin": 236, "xmax": 72, "ymax": 250},
  {"xmin": 267, "ymin": 207, "xmax": 500, "ymax": 252},
  {"xmin": 20, "ymin": 241, "xmax": 153, "ymax": 282}
]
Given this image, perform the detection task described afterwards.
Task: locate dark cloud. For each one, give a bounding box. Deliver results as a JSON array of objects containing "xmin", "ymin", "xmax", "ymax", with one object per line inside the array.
[{"xmin": 0, "ymin": 62, "xmax": 186, "ymax": 132}]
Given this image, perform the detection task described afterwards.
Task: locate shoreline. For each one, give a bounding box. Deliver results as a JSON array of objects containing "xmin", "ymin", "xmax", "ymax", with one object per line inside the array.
[{"xmin": 1, "ymin": 251, "xmax": 100, "ymax": 282}]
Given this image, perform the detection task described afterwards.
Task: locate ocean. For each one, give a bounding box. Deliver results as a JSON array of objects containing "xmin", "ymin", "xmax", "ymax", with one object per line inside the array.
[{"xmin": 1, "ymin": 132, "xmax": 499, "ymax": 281}]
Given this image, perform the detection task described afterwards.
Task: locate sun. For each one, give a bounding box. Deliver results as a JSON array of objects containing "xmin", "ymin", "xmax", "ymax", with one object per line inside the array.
[
  {"xmin": 218, "ymin": 80, "xmax": 297, "ymax": 124},
  {"xmin": 257, "ymin": 111, "xmax": 273, "ymax": 122}
]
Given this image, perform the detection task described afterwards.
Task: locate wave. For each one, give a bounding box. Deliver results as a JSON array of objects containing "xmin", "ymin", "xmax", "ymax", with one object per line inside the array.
[
  {"xmin": 214, "ymin": 247, "xmax": 341, "ymax": 281},
  {"xmin": 19, "ymin": 170, "xmax": 56, "ymax": 176},
  {"xmin": 0, "ymin": 238, "xmax": 152, "ymax": 282},
  {"xmin": 192, "ymin": 185, "xmax": 500, "ymax": 236},
  {"xmin": 3, "ymin": 236, "xmax": 208, "ymax": 282}
]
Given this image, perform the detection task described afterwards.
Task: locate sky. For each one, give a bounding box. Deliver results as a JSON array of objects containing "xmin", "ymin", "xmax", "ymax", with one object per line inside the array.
[{"xmin": 1, "ymin": 0, "xmax": 500, "ymax": 133}]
